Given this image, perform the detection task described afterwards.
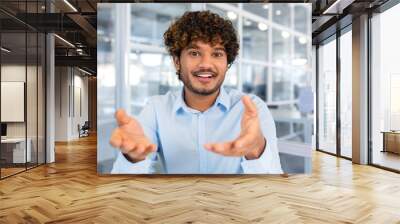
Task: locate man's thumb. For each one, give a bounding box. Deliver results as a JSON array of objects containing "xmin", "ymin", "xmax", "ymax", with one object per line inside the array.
[
  {"xmin": 115, "ymin": 109, "xmax": 131, "ymax": 126},
  {"xmin": 242, "ymin": 96, "xmax": 257, "ymax": 117}
]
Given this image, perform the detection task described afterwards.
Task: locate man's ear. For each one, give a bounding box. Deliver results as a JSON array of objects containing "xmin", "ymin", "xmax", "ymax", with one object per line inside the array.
[{"xmin": 173, "ymin": 56, "xmax": 180, "ymax": 71}]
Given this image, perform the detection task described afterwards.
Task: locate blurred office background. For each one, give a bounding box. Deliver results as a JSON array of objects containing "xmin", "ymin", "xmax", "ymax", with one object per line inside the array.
[{"xmin": 97, "ymin": 3, "xmax": 313, "ymax": 174}]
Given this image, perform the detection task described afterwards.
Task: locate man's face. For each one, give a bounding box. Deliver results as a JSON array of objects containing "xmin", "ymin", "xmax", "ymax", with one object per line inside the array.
[{"xmin": 174, "ymin": 40, "xmax": 228, "ymax": 96}]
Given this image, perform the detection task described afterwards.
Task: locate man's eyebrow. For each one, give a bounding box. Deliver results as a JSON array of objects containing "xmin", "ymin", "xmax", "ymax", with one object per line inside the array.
[
  {"xmin": 184, "ymin": 44, "xmax": 226, "ymax": 51},
  {"xmin": 213, "ymin": 47, "xmax": 226, "ymax": 51},
  {"xmin": 186, "ymin": 44, "xmax": 199, "ymax": 49}
]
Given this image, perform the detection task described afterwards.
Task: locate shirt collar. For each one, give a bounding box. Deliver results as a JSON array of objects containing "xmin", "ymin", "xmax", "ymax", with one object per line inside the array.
[
  {"xmin": 215, "ymin": 86, "xmax": 230, "ymax": 112},
  {"xmin": 172, "ymin": 87, "xmax": 187, "ymax": 113},
  {"xmin": 173, "ymin": 86, "xmax": 231, "ymax": 114}
]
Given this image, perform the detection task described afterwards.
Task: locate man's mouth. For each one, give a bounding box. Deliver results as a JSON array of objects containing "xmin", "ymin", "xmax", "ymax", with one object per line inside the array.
[{"xmin": 193, "ymin": 72, "xmax": 216, "ymax": 84}]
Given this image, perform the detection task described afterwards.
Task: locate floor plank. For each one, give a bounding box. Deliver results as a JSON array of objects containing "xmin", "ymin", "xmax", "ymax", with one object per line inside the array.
[{"xmin": 1, "ymin": 135, "xmax": 400, "ymax": 223}]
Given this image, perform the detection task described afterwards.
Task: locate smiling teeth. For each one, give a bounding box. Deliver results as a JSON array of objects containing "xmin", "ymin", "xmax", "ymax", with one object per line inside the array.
[{"xmin": 196, "ymin": 74, "xmax": 212, "ymax": 78}]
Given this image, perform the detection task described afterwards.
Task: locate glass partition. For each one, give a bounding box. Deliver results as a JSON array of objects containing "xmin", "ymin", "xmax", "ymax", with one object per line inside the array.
[
  {"xmin": 339, "ymin": 29, "xmax": 352, "ymax": 158},
  {"xmin": 1, "ymin": 30, "xmax": 28, "ymax": 177},
  {"xmin": 0, "ymin": 1, "xmax": 46, "ymax": 179},
  {"xmin": 317, "ymin": 37, "xmax": 337, "ymax": 155},
  {"xmin": 38, "ymin": 32, "xmax": 45, "ymax": 165},
  {"xmin": 27, "ymin": 30, "xmax": 38, "ymax": 169},
  {"xmin": 371, "ymin": 4, "xmax": 400, "ymax": 171}
]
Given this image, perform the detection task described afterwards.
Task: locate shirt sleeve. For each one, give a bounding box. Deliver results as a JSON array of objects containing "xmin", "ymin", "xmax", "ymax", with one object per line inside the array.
[
  {"xmin": 111, "ymin": 99, "xmax": 164, "ymax": 174},
  {"xmin": 240, "ymin": 95, "xmax": 283, "ymax": 174},
  {"xmin": 111, "ymin": 151, "xmax": 161, "ymax": 174}
]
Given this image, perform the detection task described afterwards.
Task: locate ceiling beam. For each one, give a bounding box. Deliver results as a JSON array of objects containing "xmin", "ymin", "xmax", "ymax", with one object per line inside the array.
[
  {"xmin": 322, "ymin": 0, "xmax": 356, "ymax": 14},
  {"xmin": 66, "ymin": 13, "xmax": 97, "ymax": 46},
  {"xmin": 55, "ymin": 55, "xmax": 96, "ymax": 72}
]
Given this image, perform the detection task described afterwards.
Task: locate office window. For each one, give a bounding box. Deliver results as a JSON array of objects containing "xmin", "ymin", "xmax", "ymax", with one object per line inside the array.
[
  {"xmin": 97, "ymin": 3, "xmax": 118, "ymax": 173},
  {"xmin": 131, "ymin": 4, "xmax": 192, "ymax": 47},
  {"xmin": 272, "ymin": 28, "xmax": 291, "ymax": 66},
  {"xmin": 294, "ymin": 5, "xmax": 309, "ymax": 34},
  {"xmin": 272, "ymin": 4, "xmax": 290, "ymax": 27},
  {"xmin": 97, "ymin": 4, "xmax": 116, "ymax": 120},
  {"xmin": 294, "ymin": 36, "xmax": 307, "ymax": 61},
  {"xmin": 340, "ymin": 29, "xmax": 352, "ymax": 158},
  {"xmin": 206, "ymin": 4, "xmax": 239, "ymax": 30},
  {"xmin": 242, "ymin": 64, "xmax": 268, "ymax": 101},
  {"xmin": 318, "ymin": 37, "xmax": 337, "ymax": 154},
  {"xmin": 243, "ymin": 3, "xmax": 269, "ymax": 19},
  {"xmin": 223, "ymin": 64, "xmax": 238, "ymax": 91},
  {"xmin": 242, "ymin": 18, "xmax": 269, "ymax": 62},
  {"xmin": 128, "ymin": 52, "xmax": 181, "ymax": 115},
  {"xmin": 371, "ymin": 4, "xmax": 400, "ymax": 171},
  {"xmin": 272, "ymin": 68, "xmax": 292, "ymax": 101}
]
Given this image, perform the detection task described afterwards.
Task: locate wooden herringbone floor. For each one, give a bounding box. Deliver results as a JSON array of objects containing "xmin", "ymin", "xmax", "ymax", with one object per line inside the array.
[{"xmin": 1, "ymin": 134, "xmax": 400, "ymax": 223}]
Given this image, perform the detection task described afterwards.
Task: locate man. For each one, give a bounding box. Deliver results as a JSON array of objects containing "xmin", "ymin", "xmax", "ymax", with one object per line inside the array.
[{"xmin": 110, "ymin": 10, "xmax": 282, "ymax": 174}]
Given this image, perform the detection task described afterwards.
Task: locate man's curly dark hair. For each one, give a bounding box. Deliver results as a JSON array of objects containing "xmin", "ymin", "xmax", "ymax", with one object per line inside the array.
[{"xmin": 163, "ymin": 10, "xmax": 239, "ymax": 68}]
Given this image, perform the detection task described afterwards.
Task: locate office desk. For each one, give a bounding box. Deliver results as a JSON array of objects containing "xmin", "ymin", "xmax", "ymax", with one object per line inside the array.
[
  {"xmin": 1, "ymin": 138, "xmax": 31, "ymax": 163},
  {"xmin": 382, "ymin": 131, "xmax": 400, "ymax": 154},
  {"xmin": 270, "ymin": 109, "xmax": 313, "ymax": 144}
]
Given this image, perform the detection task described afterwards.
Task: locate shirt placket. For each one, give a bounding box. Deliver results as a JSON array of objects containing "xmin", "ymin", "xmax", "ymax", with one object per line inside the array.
[{"xmin": 198, "ymin": 113, "xmax": 207, "ymax": 173}]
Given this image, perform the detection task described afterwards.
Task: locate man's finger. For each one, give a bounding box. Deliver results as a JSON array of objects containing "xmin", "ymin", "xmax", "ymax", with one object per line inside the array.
[
  {"xmin": 242, "ymin": 95, "xmax": 258, "ymax": 117},
  {"xmin": 115, "ymin": 109, "xmax": 131, "ymax": 126},
  {"xmin": 204, "ymin": 143, "xmax": 214, "ymax": 151},
  {"xmin": 212, "ymin": 143, "xmax": 225, "ymax": 154},
  {"xmin": 205, "ymin": 142, "xmax": 236, "ymax": 156},
  {"xmin": 147, "ymin": 144, "xmax": 157, "ymax": 152},
  {"xmin": 110, "ymin": 129, "xmax": 123, "ymax": 148},
  {"xmin": 144, "ymin": 144, "xmax": 157, "ymax": 155},
  {"xmin": 218, "ymin": 143, "xmax": 228, "ymax": 151}
]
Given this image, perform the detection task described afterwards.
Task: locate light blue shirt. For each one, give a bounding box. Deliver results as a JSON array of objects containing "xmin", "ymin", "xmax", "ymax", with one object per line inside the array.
[{"xmin": 111, "ymin": 87, "xmax": 283, "ymax": 174}]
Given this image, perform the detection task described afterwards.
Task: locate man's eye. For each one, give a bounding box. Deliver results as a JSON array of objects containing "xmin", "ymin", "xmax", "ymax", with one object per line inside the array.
[
  {"xmin": 213, "ymin": 52, "xmax": 224, "ymax": 57},
  {"xmin": 189, "ymin": 51, "xmax": 200, "ymax": 56}
]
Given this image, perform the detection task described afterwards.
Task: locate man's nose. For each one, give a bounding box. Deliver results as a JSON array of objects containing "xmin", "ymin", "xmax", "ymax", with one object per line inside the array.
[{"xmin": 198, "ymin": 54, "xmax": 213, "ymax": 69}]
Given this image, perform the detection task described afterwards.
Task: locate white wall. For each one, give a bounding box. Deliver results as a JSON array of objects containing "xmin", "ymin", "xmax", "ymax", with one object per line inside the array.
[
  {"xmin": 1, "ymin": 66, "xmax": 25, "ymax": 130},
  {"xmin": 54, "ymin": 67, "xmax": 89, "ymax": 141},
  {"xmin": 1, "ymin": 64, "xmax": 46, "ymax": 164},
  {"xmin": 55, "ymin": 66, "xmax": 69, "ymax": 141},
  {"xmin": 1, "ymin": 65, "xmax": 33, "ymax": 138}
]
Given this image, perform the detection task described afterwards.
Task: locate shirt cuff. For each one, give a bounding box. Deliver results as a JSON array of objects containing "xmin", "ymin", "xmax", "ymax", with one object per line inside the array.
[
  {"xmin": 240, "ymin": 139, "xmax": 283, "ymax": 174},
  {"xmin": 111, "ymin": 151, "xmax": 153, "ymax": 174}
]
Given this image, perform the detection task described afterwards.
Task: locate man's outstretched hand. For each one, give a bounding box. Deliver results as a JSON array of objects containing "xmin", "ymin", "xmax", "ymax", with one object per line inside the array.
[
  {"xmin": 204, "ymin": 95, "xmax": 266, "ymax": 160},
  {"xmin": 109, "ymin": 109, "xmax": 157, "ymax": 163}
]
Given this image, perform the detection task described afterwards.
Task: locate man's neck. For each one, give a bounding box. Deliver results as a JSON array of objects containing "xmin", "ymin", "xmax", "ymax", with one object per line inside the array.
[{"xmin": 183, "ymin": 88, "xmax": 220, "ymax": 112}]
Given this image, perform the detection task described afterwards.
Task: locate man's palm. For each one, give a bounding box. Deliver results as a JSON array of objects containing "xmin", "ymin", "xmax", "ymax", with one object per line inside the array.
[
  {"xmin": 110, "ymin": 109, "xmax": 156, "ymax": 162},
  {"xmin": 204, "ymin": 96, "xmax": 265, "ymax": 159}
]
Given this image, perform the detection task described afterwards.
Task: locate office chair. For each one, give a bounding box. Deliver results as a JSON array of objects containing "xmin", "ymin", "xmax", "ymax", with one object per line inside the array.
[{"xmin": 79, "ymin": 121, "xmax": 90, "ymax": 138}]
